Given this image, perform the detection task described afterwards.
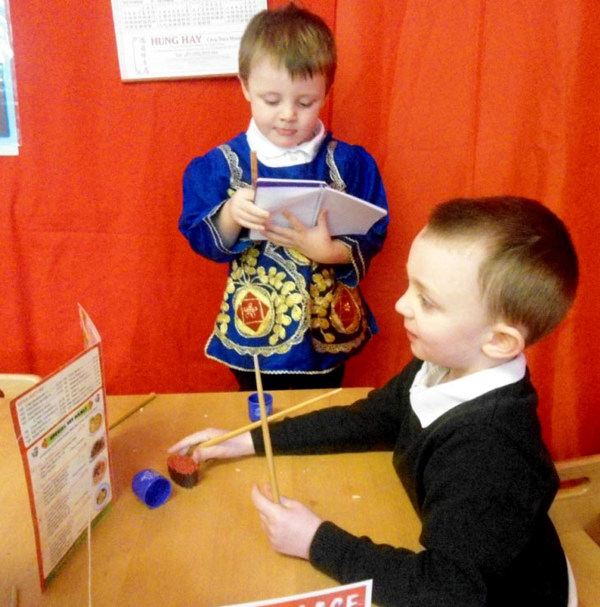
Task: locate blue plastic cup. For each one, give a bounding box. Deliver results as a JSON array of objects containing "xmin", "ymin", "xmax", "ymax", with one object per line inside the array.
[
  {"xmin": 248, "ymin": 392, "xmax": 273, "ymax": 422},
  {"xmin": 132, "ymin": 469, "xmax": 172, "ymax": 509}
]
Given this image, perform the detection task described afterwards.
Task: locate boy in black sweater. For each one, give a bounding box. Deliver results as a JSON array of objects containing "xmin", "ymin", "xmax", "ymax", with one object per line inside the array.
[{"xmin": 170, "ymin": 196, "xmax": 579, "ymax": 606}]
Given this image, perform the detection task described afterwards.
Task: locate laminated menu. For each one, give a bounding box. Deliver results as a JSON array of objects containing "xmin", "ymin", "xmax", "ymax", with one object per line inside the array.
[
  {"xmin": 10, "ymin": 307, "xmax": 112, "ymax": 590},
  {"xmin": 249, "ymin": 178, "xmax": 388, "ymax": 240}
]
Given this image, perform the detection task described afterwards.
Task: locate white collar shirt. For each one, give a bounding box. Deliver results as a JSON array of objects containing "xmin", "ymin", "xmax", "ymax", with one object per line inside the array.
[
  {"xmin": 246, "ymin": 119, "xmax": 326, "ymax": 167},
  {"xmin": 409, "ymin": 354, "xmax": 527, "ymax": 428}
]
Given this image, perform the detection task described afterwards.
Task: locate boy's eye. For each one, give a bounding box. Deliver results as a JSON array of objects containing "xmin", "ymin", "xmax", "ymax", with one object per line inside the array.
[
  {"xmin": 298, "ymin": 100, "xmax": 314, "ymax": 108},
  {"xmin": 419, "ymin": 295, "xmax": 434, "ymax": 310}
]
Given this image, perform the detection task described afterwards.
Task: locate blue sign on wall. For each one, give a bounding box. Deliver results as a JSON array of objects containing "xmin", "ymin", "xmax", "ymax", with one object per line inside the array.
[{"xmin": 1, "ymin": 0, "xmax": 19, "ymax": 155}]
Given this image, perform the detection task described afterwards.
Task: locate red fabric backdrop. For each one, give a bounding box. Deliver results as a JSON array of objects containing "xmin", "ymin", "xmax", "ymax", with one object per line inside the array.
[{"xmin": 2, "ymin": 0, "xmax": 598, "ymax": 460}]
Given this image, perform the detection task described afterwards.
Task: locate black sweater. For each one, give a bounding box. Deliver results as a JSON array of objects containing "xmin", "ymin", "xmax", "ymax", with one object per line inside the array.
[{"xmin": 251, "ymin": 359, "xmax": 568, "ymax": 607}]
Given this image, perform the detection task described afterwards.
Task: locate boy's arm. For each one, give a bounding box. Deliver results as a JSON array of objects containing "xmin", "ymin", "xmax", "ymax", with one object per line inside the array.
[
  {"xmin": 167, "ymin": 360, "xmax": 420, "ymax": 463},
  {"xmin": 310, "ymin": 427, "xmax": 559, "ymax": 606},
  {"xmin": 251, "ymin": 360, "xmax": 420, "ymax": 455},
  {"xmin": 180, "ymin": 152, "xmax": 255, "ymax": 262}
]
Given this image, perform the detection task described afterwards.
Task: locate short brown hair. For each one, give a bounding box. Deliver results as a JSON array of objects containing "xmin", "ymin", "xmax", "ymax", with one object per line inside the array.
[
  {"xmin": 239, "ymin": 3, "xmax": 337, "ymax": 92},
  {"xmin": 424, "ymin": 196, "xmax": 579, "ymax": 346}
]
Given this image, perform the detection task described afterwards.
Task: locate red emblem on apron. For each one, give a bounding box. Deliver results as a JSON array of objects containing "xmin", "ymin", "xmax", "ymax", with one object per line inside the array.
[
  {"xmin": 333, "ymin": 287, "xmax": 358, "ymax": 331},
  {"xmin": 237, "ymin": 292, "xmax": 270, "ymax": 334}
]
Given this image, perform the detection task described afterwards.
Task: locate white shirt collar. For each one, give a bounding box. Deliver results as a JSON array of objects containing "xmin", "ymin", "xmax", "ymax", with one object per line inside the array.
[
  {"xmin": 246, "ymin": 119, "xmax": 326, "ymax": 167},
  {"xmin": 409, "ymin": 354, "xmax": 527, "ymax": 428}
]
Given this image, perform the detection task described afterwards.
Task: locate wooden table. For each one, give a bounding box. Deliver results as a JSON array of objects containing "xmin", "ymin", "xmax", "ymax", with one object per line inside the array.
[{"xmin": 1, "ymin": 389, "xmax": 423, "ymax": 607}]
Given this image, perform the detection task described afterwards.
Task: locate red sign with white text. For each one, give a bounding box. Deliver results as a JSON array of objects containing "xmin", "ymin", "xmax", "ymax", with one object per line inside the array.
[{"xmin": 222, "ymin": 580, "xmax": 372, "ymax": 607}]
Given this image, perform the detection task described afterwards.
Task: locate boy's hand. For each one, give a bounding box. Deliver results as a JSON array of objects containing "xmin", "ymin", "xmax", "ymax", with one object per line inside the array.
[
  {"xmin": 215, "ymin": 187, "xmax": 270, "ymax": 247},
  {"xmin": 264, "ymin": 210, "xmax": 351, "ymax": 264},
  {"xmin": 225, "ymin": 187, "xmax": 270, "ymax": 232},
  {"xmin": 167, "ymin": 429, "xmax": 255, "ymax": 463},
  {"xmin": 251, "ymin": 483, "xmax": 323, "ymax": 559}
]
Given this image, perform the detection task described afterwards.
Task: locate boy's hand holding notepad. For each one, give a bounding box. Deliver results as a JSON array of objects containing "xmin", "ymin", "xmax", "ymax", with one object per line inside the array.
[{"xmin": 249, "ymin": 178, "xmax": 387, "ymax": 240}]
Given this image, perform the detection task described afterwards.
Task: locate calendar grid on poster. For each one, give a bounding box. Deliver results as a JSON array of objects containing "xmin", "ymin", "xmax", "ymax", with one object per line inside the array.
[{"xmin": 111, "ymin": 0, "xmax": 267, "ymax": 81}]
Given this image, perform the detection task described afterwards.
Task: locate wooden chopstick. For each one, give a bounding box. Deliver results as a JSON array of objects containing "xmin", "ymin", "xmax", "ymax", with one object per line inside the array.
[
  {"xmin": 109, "ymin": 392, "xmax": 157, "ymax": 430},
  {"xmin": 251, "ymin": 150, "xmax": 258, "ymax": 186},
  {"xmin": 253, "ymin": 355, "xmax": 280, "ymax": 503},
  {"xmin": 197, "ymin": 388, "xmax": 342, "ymax": 450}
]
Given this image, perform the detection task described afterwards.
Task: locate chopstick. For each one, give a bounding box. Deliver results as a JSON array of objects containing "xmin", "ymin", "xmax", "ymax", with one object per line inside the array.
[
  {"xmin": 253, "ymin": 355, "xmax": 280, "ymax": 503},
  {"xmin": 109, "ymin": 392, "xmax": 157, "ymax": 430},
  {"xmin": 196, "ymin": 388, "xmax": 342, "ymax": 449},
  {"xmin": 251, "ymin": 150, "xmax": 258, "ymax": 186}
]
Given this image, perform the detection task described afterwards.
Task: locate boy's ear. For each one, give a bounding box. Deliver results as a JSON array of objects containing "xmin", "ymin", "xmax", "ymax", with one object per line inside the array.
[
  {"xmin": 239, "ymin": 76, "xmax": 251, "ymax": 101},
  {"xmin": 482, "ymin": 322, "xmax": 526, "ymax": 360}
]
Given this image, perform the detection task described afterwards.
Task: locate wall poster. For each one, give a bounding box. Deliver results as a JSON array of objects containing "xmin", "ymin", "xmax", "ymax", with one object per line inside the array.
[{"xmin": 110, "ymin": 0, "xmax": 267, "ymax": 81}]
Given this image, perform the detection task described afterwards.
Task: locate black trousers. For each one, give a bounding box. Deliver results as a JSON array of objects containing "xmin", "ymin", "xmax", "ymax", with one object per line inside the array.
[{"xmin": 231, "ymin": 364, "xmax": 345, "ymax": 392}]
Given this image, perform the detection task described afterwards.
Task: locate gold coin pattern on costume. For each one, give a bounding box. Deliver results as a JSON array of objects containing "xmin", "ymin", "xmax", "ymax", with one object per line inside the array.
[
  {"xmin": 310, "ymin": 268, "xmax": 337, "ymax": 344},
  {"xmin": 217, "ymin": 246, "xmax": 368, "ymax": 354},
  {"xmin": 219, "ymin": 246, "xmax": 304, "ymax": 346}
]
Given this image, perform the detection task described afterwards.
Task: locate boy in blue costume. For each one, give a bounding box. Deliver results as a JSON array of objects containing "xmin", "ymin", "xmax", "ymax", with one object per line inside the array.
[
  {"xmin": 179, "ymin": 4, "xmax": 388, "ymax": 390},
  {"xmin": 171, "ymin": 197, "xmax": 579, "ymax": 606}
]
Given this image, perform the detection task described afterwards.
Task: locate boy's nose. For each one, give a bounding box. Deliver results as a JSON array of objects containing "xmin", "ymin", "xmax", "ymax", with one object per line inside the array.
[
  {"xmin": 395, "ymin": 292, "xmax": 411, "ymax": 317},
  {"xmin": 280, "ymin": 103, "xmax": 296, "ymax": 121}
]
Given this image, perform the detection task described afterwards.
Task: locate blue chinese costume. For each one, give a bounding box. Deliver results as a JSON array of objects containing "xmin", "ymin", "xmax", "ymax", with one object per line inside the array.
[{"xmin": 180, "ymin": 130, "xmax": 388, "ymax": 376}]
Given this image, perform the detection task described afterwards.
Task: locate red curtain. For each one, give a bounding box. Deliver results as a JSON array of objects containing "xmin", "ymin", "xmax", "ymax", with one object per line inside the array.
[{"xmin": 2, "ymin": 0, "xmax": 598, "ymax": 460}]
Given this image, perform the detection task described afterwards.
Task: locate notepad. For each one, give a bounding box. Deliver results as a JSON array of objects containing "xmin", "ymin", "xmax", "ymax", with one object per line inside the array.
[{"xmin": 249, "ymin": 178, "xmax": 387, "ymax": 240}]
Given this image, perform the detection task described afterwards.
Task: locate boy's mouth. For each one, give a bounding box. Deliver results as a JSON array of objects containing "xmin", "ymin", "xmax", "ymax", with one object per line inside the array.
[
  {"xmin": 405, "ymin": 327, "xmax": 417, "ymax": 341},
  {"xmin": 275, "ymin": 127, "xmax": 297, "ymax": 137}
]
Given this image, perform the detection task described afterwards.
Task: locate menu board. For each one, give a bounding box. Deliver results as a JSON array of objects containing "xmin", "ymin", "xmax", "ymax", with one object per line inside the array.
[
  {"xmin": 10, "ymin": 311, "xmax": 111, "ymax": 590},
  {"xmin": 110, "ymin": 0, "xmax": 267, "ymax": 81}
]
